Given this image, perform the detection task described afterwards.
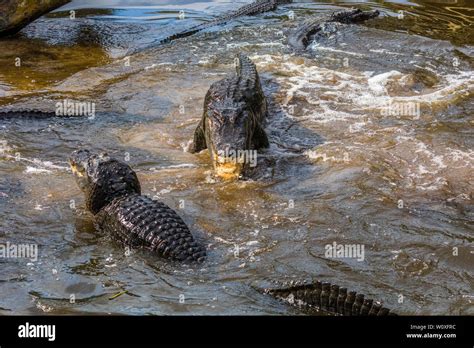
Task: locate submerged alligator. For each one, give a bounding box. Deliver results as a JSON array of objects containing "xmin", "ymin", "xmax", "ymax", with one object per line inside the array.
[
  {"xmin": 126, "ymin": 0, "xmax": 293, "ymax": 54},
  {"xmin": 0, "ymin": 109, "xmax": 59, "ymax": 119},
  {"xmin": 69, "ymin": 149, "xmax": 206, "ymax": 262},
  {"xmin": 0, "ymin": 0, "xmax": 292, "ymax": 39},
  {"xmin": 258, "ymin": 279, "xmax": 395, "ymax": 316},
  {"xmin": 189, "ymin": 54, "xmax": 269, "ymax": 180},
  {"xmin": 288, "ymin": 8, "xmax": 380, "ymax": 51},
  {"xmin": 159, "ymin": 0, "xmax": 293, "ymax": 46}
]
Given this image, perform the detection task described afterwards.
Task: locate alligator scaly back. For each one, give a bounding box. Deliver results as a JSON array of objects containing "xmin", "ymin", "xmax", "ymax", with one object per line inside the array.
[
  {"xmin": 69, "ymin": 150, "xmax": 206, "ymax": 262},
  {"xmin": 97, "ymin": 194, "xmax": 206, "ymax": 262},
  {"xmin": 259, "ymin": 279, "xmax": 396, "ymax": 316}
]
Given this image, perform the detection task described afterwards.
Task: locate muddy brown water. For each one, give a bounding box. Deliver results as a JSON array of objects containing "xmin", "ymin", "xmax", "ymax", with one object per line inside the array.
[{"xmin": 0, "ymin": 0, "xmax": 473, "ymax": 315}]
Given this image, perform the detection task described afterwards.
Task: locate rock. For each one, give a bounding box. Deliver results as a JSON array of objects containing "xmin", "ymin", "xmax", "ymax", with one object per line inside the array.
[{"xmin": 0, "ymin": 0, "xmax": 70, "ymax": 36}]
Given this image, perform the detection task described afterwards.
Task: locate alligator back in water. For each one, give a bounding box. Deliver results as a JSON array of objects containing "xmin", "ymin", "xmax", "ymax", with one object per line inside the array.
[
  {"xmin": 0, "ymin": 0, "xmax": 71, "ymax": 36},
  {"xmin": 259, "ymin": 279, "xmax": 396, "ymax": 316},
  {"xmin": 190, "ymin": 54, "xmax": 269, "ymax": 180},
  {"xmin": 133, "ymin": 0, "xmax": 293, "ymax": 53},
  {"xmin": 289, "ymin": 9, "xmax": 380, "ymax": 51},
  {"xmin": 0, "ymin": 109, "xmax": 59, "ymax": 119},
  {"xmin": 69, "ymin": 149, "xmax": 206, "ymax": 262}
]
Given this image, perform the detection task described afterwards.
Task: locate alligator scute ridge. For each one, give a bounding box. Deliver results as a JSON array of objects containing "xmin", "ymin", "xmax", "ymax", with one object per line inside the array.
[
  {"xmin": 0, "ymin": 110, "xmax": 60, "ymax": 119},
  {"xmin": 69, "ymin": 149, "xmax": 206, "ymax": 263},
  {"xmin": 259, "ymin": 279, "xmax": 396, "ymax": 316}
]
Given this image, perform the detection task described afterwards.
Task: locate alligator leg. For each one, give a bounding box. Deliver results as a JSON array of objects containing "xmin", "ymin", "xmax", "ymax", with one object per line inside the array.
[
  {"xmin": 252, "ymin": 121, "xmax": 270, "ymax": 149},
  {"xmin": 190, "ymin": 120, "xmax": 207, "ymax": 153}
]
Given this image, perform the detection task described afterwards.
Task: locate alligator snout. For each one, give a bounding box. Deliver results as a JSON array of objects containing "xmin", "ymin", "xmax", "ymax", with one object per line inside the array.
[{"xmin": 211, "ymin": 146, "xmax": 244, "ymax": 180}]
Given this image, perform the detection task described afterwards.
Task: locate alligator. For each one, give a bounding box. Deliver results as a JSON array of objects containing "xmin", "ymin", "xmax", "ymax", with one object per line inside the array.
[
  {"xmin": 189, "ymin": 54, "xmax": 269, "ymax": 180},
  {"xmin": 288, "ymin": 9, "xmax": 381, "ymax": 51},
  {"xmin": 159, "ymin": 0, "xmax": 293, "ymax": 45},
  {"xmin": 0, "ymin": 0, "xmax": 292, "ymax": 40},
  {"xmin": 0, "ymin": 109, "xmax": 59, "ymax": 119},
  {"xmin": 125, "ymin": 0, "xmax": 293, "ymax": 54},
  {"xmin": 258, "ymin": 279, "xmax": 396, "ymax": 316},
  {"xmin": 0, "ymin": 0, "xmax": 71, "ymax": 36},
  {"xmin": 69, "ymin": 149, "xmax": 206, "ymax": 262}
]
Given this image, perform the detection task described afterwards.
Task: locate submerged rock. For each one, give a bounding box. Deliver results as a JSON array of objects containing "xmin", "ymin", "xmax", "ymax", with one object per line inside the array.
[{"xmin": 0, "ymin": 0, "xmax": 70, "ymax": 36}]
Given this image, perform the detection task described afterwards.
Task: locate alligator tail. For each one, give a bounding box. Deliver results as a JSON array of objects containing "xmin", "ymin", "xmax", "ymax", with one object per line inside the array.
[
  {"xmin": 0, "ymin": 110, "xmax": 59, "ymax": 119},
  {"xmin": 259, "ymin": 279, "xmax": 396, "ymax": 316}
]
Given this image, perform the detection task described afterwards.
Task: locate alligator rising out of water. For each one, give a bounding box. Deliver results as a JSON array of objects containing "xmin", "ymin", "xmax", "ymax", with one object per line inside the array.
[
  {"xmin": 69, "ymin": 149, "xmax": 206, "ymax": 262},
  {"xmin": 0, "ymin": 0, "xmax": 71, "ymax": 36},
  {"xmin": 288, "ymin": 9, "xmax": 381, "ymax": 51},
  {"xmin": 259, "ymin": 279, "xmax": 396, "ymax": 316},
  {"xmin": 189, "ymin": 54, "xmax": 269, "ymax": 180}
]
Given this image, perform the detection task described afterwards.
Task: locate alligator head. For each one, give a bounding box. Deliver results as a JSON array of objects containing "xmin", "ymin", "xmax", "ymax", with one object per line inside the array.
[
  {"xmin": 204, "ymin": 98, "xmax": 258, "ymax": 180},
  {"xmin": 69, "ymin": 149, "xmax": 141, "ymax": 214},
  {"xmin": 191, "ymin": 54, "xmax": 269, "ymax": 180}
]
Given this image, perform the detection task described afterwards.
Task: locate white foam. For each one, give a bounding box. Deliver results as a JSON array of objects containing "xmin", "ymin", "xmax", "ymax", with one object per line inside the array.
[
  {"xmin": 367, "ymin": 70, "xmax": 403, "ymax": 95},
  {"xmin": 315, "ymin": 46, "xmax": 365, "ymax": 57},
  {"xmin": 144, "ymin": 62, "xmax": 175, "ymax": 70},
  {"xmin": 25, "ymin": 167, "xmax": 52, "ymax": 174},
  {"xmin": 150, "ymin": 163, "xmax": 197, "ymax": 171},
  {"xmin": 0, "ymin": 141, "xmax": 13, "ymax": 154},
  {"xmin": 253, "ymin": 56, "xmax": 473, "ymax": 125}
]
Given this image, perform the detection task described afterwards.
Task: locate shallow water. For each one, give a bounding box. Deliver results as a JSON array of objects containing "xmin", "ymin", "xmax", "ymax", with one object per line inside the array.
[{"xmin": 0, "ymin": 0, "xmax": 473, "ymax": 315}]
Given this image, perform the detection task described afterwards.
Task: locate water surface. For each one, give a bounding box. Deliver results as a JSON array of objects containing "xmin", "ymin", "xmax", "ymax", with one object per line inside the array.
[{"xmin": 0, "ymin": 0, "xmax": 473, "ymax": 315}]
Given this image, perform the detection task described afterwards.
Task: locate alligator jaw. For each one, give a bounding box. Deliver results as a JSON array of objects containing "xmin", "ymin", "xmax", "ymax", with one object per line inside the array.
[
  {"xmin": 214, "ymin": 161, "xmax": 244, "ymax": 180},
  {"xmin": 211, "ymin": 148, "xmax": 245, "ymax": 180}
]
